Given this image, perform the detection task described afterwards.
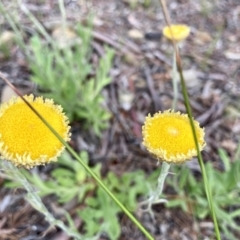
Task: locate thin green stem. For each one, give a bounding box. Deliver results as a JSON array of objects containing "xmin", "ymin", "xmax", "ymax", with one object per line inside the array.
[
  {"xmin": 178, "ymin": 66, "xmax": 221, "ymax": 240},
  {"xmin": 17, "ymin": 0, "xmax": 52, "ymax": 43},
  {"xmin": 0, "ymin": 1, "xmax": 26, "ymax": 51},
  {"xmin": 58, "ymin": 0, "xmax": 67, "ymax": 31},
  {"xmin": 66, "ymin": 145, "xmax": 154, "ymax": 240}
]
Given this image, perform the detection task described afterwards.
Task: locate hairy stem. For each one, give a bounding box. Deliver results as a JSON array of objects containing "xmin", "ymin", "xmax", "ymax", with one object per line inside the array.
[{"xmin": 2, "ymin": 162, "xmax": 82, "ymax": 239}]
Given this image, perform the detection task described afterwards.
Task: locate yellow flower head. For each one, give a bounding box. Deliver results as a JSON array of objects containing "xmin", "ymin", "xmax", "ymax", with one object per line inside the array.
[
  {"xmin": 163, "ymin": 24, "xmax": 190, "ymax": 42},
  {"xmin": 0, "ymin": 94, "xmax": 70, "ymax": 169},
  {"xmin": 142, "ymin": 110, "xmax": 205, "ymax": 164}
]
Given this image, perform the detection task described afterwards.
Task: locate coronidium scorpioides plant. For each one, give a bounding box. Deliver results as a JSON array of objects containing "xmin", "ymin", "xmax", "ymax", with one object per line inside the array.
[
  {"xmin": 141, "ymin": 109, "xmax": 206, "ymax": 216},
  {"xmin": 0, "ymin": 94, "xmax": 70, "ymax": 169}
]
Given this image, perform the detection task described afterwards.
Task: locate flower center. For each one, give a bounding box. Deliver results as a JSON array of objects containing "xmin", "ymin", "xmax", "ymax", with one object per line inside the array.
[{"xmin": 167, "ymin": 126, "xmax": 179, "ymax": 136}]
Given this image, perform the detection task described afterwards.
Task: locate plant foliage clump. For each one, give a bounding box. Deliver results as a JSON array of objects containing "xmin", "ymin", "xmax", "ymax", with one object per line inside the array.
[
  {"xmin": 29, "ymin": 24, "xmax": 114, "ymax": 135},
  {"xmin": 167, "ymin": 149, "xmax": 240, "ymax": 239},
  {"xmin": 5, "ymin": 151, "xmax": 149, "ymax": 240}
]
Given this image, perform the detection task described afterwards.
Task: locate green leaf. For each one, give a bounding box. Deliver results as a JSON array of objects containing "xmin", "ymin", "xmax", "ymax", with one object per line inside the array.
[{"xmin": 218, "ymin": 148, "xmax": 231, "ymax": 172}]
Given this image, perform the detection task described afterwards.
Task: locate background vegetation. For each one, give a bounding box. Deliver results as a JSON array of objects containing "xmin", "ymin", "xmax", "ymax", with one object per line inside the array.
[{"xmin": 0, "ymin": 0, "xmax": 239, "ymax": 239}]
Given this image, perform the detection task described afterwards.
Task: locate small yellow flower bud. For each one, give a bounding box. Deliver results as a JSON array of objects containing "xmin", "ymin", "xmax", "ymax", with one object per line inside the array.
[{"xmin": 163, "ymin": 24, "xmax": 190, "ymax": 42}]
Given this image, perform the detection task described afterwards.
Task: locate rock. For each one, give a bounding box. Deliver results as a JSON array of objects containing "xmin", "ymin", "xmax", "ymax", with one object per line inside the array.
[
  {"xmin": 118, "ymin": 89, "xmax": 134, "ymax": 111},
  {"xmin": 0, "ymin": 31, "xmax": 15, "ymax": 46},
  {"xmin": 170, "ymin": 68, "xmax": 201, "ymax": 88},
  {"xmin": 1, "ymin": 84, "xmax": 33, "ymax": 103},
  {"xmin": 123, "ymin": 52, "xmax": 140, "ymax": 66},
  {"xmin": 0, "ymin": 31, "xmax": 16, "ymax": 59},
  {"xmin": 128, "ymin": 29, "xmax": 144, "ymax": 39}
]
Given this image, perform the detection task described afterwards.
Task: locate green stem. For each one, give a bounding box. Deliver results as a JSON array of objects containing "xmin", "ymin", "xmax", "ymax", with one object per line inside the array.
[
  {"xmin": 178, "ymin": 66, "xmax": 221, "ymax": 240},
  {"xmin": 58, "ymin": 0, "xmax": 67, "ymax": 31},
  {"xmin": 0, "ymin": 1, "xmax": 26, "ymax": 51},
  {"xmin": 17, "ymin": 0, "xmax": 52, "ymax": 43},
  {"xmin": 66, "ymin": 145, "xmax": 154, "ymax": 240}
]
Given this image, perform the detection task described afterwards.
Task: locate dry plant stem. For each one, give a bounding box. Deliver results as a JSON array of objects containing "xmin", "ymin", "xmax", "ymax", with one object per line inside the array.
[
  {"xmin": 2, "ymin": 162, "xmax": 82, "ymax": 240},
  {"xmin": 17, "ymin": 0, "xmax": 52, "ymax": 43},
  {"xmin": 172, "ymin": 48, "xmax": 178, "ymax": 110},
  {"xmin": 159, "ymin": 1, "xmax": 221, "ymax": 239},
  {"xmin": 58, "ymin": 0, "xmax": 67, "ymax": 30},
  {"xmin": 0, "ymin": 1, "xmax": 26, "ymax": 51},
  {"xmin": 0, "ymin": 72, "xmax": 154, "ymax": 240}
]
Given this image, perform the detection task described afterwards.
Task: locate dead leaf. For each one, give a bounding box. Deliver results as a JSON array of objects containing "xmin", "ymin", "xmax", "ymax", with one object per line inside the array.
[
  {"xmin": 194, "ymin": 31, "xmax": 212, "ymax": 45},
  {"xmin": 1, "ymin": 85, "xmax": 18, "ymax": 103}
]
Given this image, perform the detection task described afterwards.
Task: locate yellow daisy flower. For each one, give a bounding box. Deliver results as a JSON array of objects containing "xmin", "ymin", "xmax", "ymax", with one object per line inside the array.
[
  {"xmin": 163, "ymin": 24, "xmax": 190, "ymax": 42},
  {"xmin": 142, "ymin": 110, "xmax": 205, "ymax": 163},
  {"xmin": 0, "ymin": 94, "xmax": 70, "ymax": 169}
]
